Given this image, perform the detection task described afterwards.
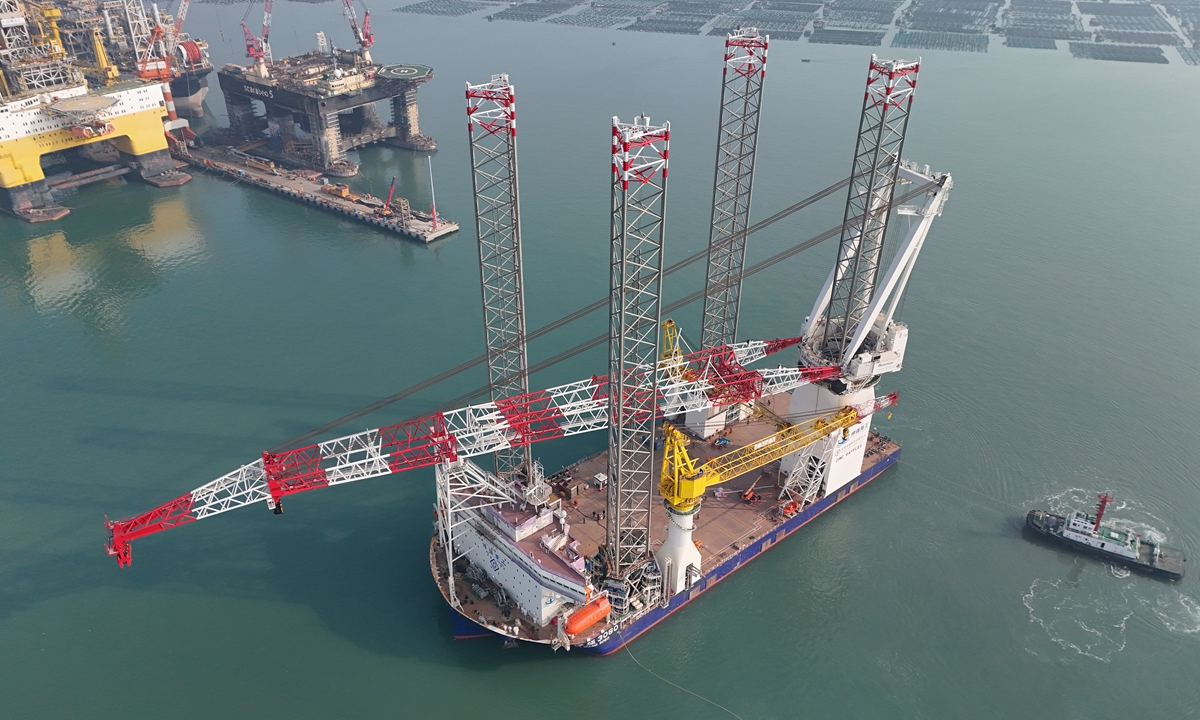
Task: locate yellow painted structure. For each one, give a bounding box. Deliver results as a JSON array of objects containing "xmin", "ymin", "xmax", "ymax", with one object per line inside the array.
[
  {"xmin": 90, "ymin": 28, "xmax": 119, "ymax": 85},
  {"xmin": 659, "ymin": 408, "xmax": 860, "ymax": 512},
  {"xmin": 0, "ymin": 102, "xmax": 168, "ymax": 189}
]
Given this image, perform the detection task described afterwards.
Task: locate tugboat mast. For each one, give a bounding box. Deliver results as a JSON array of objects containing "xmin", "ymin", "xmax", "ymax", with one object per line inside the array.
[{"xmin": 1093, "ymin": 492, "xmax": 1113, "ymax": 532}]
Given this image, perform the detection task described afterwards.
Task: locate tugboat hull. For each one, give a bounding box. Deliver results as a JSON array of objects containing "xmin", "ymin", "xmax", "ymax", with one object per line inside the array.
[{"xmin": 1026, "ymin": 510, "xmax": 1185, "ymax": 580}]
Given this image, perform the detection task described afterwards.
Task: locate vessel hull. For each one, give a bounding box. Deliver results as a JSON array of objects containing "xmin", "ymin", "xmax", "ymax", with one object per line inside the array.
[
  {"xmin": 1025, "ymin": 510, "xmax": 1185, "ymax": 580},
  {"xmin": 450, "ymin": 445, "xmax": 901, "ymax": 653},
  {"xmin": 171, "ymin": 67, "xmax": 212, "ymax": 118}
]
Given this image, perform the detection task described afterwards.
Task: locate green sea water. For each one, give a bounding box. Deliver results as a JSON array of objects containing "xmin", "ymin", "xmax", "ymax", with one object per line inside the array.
[{"xmin": 2, "ymin": 5, "xmax": 1199, "ymax": 718}]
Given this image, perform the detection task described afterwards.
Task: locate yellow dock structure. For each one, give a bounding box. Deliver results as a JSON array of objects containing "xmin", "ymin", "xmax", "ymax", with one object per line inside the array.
[{"xmin": 0, "ymin": 0, "xmax": 191, "ymax": 221}]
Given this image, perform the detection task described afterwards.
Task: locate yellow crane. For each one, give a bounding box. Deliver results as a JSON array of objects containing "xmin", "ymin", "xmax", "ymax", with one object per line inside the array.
[
  {"xmin": 653, "ymin": 391, "xmax": 898, "ymax": 593},
  {"xmin": 89, "ymin": 27, "xmax": 119, "ymax": 85},
  {"xmin": 25, "ymin": 0, "xmax": 67, "ymax": 61}
]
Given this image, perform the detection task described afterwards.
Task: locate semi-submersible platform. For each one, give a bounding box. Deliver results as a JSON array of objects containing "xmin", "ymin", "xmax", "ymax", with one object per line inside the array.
[
  {"xmin": 103, "ymin": 36, "xmax": 953, "ymax": 655},
  {"xmin": 0, "ymin": 0, "xmax": 194, "ymax": 220}
]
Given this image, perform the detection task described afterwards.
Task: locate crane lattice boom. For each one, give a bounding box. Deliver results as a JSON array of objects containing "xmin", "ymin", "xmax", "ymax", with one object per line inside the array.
[
  {"xmin": 340, "ymin": 0, "xmax": 373, "ymax": 49},
  {"xmin": 261, "ymin": 0, "xmax": 273, "ymax": 63},
  {"xmin": 106, "ymin": 336, "xmax": 838, "ymax": 567}
]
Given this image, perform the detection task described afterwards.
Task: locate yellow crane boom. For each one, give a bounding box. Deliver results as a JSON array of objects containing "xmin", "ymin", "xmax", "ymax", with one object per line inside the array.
[
  {"xmin": 659, "ymin": 391, "xmax": 899, "ymax": 511},
  {"xmin": 90, "ymin": 27, "xmax": 118, "ymax": 85}
]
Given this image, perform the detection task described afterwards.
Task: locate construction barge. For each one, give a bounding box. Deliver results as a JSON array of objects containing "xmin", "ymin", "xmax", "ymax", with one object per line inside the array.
[{"xmin": 181, "ymin": 144, "xmax": 457, "ymax": 243}]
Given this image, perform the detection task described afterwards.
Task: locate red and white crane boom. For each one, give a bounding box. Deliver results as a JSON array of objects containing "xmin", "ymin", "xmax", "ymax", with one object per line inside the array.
[
  {"xmin": 106, "ymin": 336, "xmax": 839, "ymax": 567},
  {"xmin": 339, "ymin": 0, "xmax": 373, "ymax": 62},
  {"xmin": 240, "ymin": 20, "xmax": 263, "ymax": 60}
]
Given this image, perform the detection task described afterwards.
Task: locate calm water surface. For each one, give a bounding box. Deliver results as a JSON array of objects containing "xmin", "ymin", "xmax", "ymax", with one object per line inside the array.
[{"xmin": 2, "ymin": 5, "xmax": 1199, "ymax": 718}]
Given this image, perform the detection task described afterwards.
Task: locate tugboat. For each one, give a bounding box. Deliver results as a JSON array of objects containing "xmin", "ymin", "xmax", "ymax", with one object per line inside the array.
[{"xmin": 1026, "ymin": 494, "xmax": 1186, "ymax": 580}]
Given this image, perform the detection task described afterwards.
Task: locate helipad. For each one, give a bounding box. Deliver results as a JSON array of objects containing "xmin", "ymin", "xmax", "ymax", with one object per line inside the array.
[
  {"xmin": 376, "ymin": 64, "xmax": 433, "ymax": 80},
  {"xmin": 48, "ymin": 95, "xmax": 118, "ymax": 114}
]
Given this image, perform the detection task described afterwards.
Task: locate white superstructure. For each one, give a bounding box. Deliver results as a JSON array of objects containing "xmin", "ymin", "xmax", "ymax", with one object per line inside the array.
[{"xmin": 0, "ymin": 82, "xmax": 165, "ymax": 142}]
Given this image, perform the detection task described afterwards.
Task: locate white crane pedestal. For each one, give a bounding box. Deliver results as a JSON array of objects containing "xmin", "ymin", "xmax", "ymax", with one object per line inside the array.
[{"xmin": 655, "ymin": 502, "xmax": 703, "ymax": 596}]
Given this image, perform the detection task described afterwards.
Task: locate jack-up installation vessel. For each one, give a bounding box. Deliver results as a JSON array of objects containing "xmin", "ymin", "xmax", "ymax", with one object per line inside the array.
[{"xmin": 103, "ymin": 37, "xmax": 952, "ymax": 655}]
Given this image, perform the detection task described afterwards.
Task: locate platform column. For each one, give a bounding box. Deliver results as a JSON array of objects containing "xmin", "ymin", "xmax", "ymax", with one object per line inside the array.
[
  {"xmin": 390, "ymin": 88, "xmax": 435, "ymax": 151},
  {"xmin": 654, "ymin": 503, "xmax": 702, "ymax": 595},
  {"xmin": 320, "ymin": 109, "xmax": 344, "ymax": 166},
  {"xmin": 225, "ymin": 94, "xmax": 257, "ymax": 141},
  {"xmin": 0, "ymin": 180, "xmax": 59, "ymax": 218}
]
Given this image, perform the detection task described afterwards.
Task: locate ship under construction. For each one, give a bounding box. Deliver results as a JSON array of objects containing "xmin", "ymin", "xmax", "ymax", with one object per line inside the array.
[{"xmin": 102, "ymin": 36, "xmax": 953, "ymax": 655}]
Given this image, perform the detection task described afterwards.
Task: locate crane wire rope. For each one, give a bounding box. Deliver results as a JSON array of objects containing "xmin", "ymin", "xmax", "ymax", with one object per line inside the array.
[
  {"xmin": 618, "ymin": 632, "xmax": 745, "ymax": 720},
  {"xmin": 271, "ymin": 178, "xmax": 934, "ymax": 451},
  {"xmin": 422, "ymin": 180, "xmax": 938, "ymax": 415}
]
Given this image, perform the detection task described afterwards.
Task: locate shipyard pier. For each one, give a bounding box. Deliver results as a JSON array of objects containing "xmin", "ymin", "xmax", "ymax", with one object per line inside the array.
[{"xmin": 180, "ymin": 143, "xmax": 458, "ymax": 243}]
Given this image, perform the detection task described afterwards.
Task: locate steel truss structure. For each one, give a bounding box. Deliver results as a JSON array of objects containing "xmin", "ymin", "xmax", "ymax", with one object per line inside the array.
[
  {"xmin": 435, "ymin": 458, "xmax": 524, "ymax": 609},
  {"xmin": 466, "ymin": 74, "xmax": 533, "ymax": 484},
  {"xmin": 606, "ymin": 115, "xmax": 670, "ymax": 578},
  {"xmin": 819, "ymin": 56, "xmax": 919, "ymax": 364},
  {"xmin": 13, "ymin": 60, "xmax": 78, "ymax": 91},
  {"xmin": 0, "ymin": 0, "xmax": 42, "ymax": 63},
  {"xmin": 106, "ymin": 333, "xmax": 829, "ymax": 566},
  {"xmin": 701, "ymin": 28, "xmax": 769, "ymax": 350}
]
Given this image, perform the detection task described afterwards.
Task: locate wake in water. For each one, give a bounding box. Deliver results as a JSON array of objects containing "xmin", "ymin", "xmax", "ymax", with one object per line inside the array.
[
  {"xmin": 1023, "ymin": 578, "xmax": 1134, "ymax": 663},
  {"xmin": 1023, "ymin": 488, "xmax": 1195, "ymax": 661},
  {"xmin": 1152, "ymin": 593, "xmax": 1200, "ymax": 635}
]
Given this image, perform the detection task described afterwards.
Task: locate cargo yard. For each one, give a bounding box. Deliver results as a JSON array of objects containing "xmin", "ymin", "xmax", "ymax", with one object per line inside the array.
[{"xmin": 103, "ymin": 38, "xmax": 954, "ymax": 656}]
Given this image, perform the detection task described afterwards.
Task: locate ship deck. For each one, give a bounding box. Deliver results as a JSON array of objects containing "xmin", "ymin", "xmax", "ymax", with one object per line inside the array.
[{"xmin": 434, "ymin": 394, "xmax": 900, "ymax": 645}]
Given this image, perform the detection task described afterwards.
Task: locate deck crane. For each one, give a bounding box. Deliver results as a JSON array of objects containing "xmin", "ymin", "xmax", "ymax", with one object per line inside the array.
[
  {"xmin": 89, "ymin": 27, "xmax": 119, "ymax": 84},
  {"xmin": 656, "ymin": 393, "xmax": 898, "ymax": 592},
  {"xmin": 105, "ymin": 335, "xmax": 837, "ymax": 566},
  {"xmin": 164, "ymin": 0, "xmax": 191, "ymax": 60},
  {"xmin": 239, "ymin": 0, "xmax": 271, "ymax": 78},
  {"xmin": 770, "ymin": 58, "xmax": 950, "ymax": 518},
  {"xmin": 135, "ymin": 12, "xmax": 171, "ymax": 80},
  {"xmin": 259, "ymin": 0, "xmax": 273, "ymax": 64},
  {"xmin": 339, "ymin": 0, "xmax": 374, "ymax": 64}
]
